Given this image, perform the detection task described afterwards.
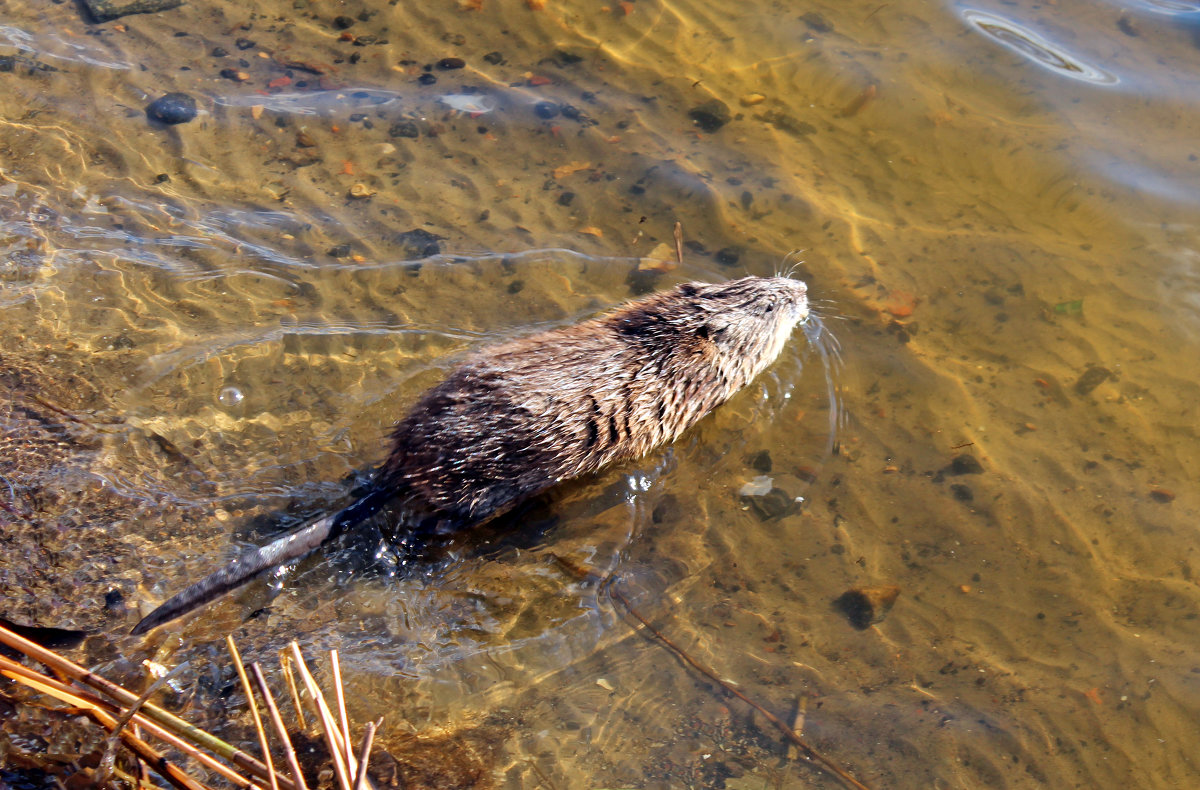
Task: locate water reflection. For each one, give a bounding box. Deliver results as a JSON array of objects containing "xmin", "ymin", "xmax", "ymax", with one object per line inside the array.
[{"xmin": 962, "ymin": 9, "xmax": 1118, "ymax": 84}]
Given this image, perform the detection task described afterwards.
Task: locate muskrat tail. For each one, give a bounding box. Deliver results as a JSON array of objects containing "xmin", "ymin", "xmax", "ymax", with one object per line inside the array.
[{"xmin": 130, "ymin": 488, "xmax": 389, "ymax": 636}]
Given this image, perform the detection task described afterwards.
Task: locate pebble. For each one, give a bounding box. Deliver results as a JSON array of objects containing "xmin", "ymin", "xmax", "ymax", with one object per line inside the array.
[
  {"xmin": 437, "ymin": 57, "xmax": 466, "ymax": 70},
  {"xmin": 740, "ymin": 485, "xmax": 795, "ymax": 521},
  {"xmin": 715, "ymin": 246, "xmax": 743, "ymax": 266},
  {"xmin": 296, "ymin": 131, "xmax": 316, "ymax": 147},
  {"xmin": 395, "ymin": 228, "xmax": 443, "ymax": 259},
  {"xmin": 534, "ymin": 101, "xmax": 560, "ymax": 119},
  {"xmin": 835, "ymin": 585, "xmax": 901, "ymax": 629},
  {"xmin": 348, "ymin": 183, "xmax": 375, "ymax": 199},
  {"xmin": 333, "ymin": 15, "xmax": 355, "ymax": 29},
  {"xmin": 483, "ymin": 51, "xmax": 505, "ymax": 65},
  {"xmin": 235, "ymin": 38, "xmax": 256, "ymax": 51},
  {"xmin": 417, "ymin": 73, "xmax": 437, "ymax": 85},
  {"xmin": 82, "ymin": 0, "xmax": 182, "ymax": 23},
  {"xmin": 740, "ymin": 93, "xmax": 766, "ymax": 107},
  {"xmin": 1074, "ymin": 366, "xmax": 1112, "ymax": 396},
  {"xmin": 688, "ymin": 98, "xmax": 732, "ymax": 132},
  {"xmin": 947, "ymin": 454, "xmax": 983, "ymax": 475},
  {"xmin": 219, "ymin": 68, "xmax": 249, "ymax": 82},
  {"xmin": 146, "ymin": 92, "xmax": 197, "ymax": 125},
  {"xmin": 210, "ymin": 46, "xmax": 228, "ymax": 57},
  {"xmin": 389, "ymin": 120, "xmax": 420, "ymax": 138}
]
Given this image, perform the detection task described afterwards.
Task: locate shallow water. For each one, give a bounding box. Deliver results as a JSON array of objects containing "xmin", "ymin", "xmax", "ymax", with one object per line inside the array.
[{"xmin": 2, "ymin": 0, "xmax": 1199, "ymax": 787}]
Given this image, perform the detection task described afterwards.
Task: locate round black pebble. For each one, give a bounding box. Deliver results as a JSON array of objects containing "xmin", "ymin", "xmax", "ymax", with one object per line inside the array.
[
  {"xmin": 534, "ymin": 101, "xmax": 560, "ymax": 119},
  {"xmin": 146, "ymin": 92, "xmax": 197, "ymax": 125},
  {"xmin": 210, "ymin": 46, "xmax": 228, "ymax": 57},
  {"xmin": 417, "ymin": 73, "xmax": 437, "ymax": 85},
  {"xmin": 235, "ymin": 38, "xmax": 256, "ymax": 51},
  {"xmin": 437, "ymin": 57, "xmax": 466, "ymax": 70},
  {"xmin": 333, "ymin": 15, "xmax": 355, "ymax": 29}
]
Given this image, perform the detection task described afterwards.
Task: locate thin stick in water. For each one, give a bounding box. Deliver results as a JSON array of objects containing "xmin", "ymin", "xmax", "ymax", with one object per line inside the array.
[
  {"xmin": 227, "ymin": 637, "xmax": 280, "ymax": 790},
  {"xmin": 330, "ymin": 650, "xmax": 353, "ymax": 769},
  {"xmin": 289, "ymin": 642, "xmax": 353, "ymax": 790},
  {"xmin": 251, "ymin": 662, "xmax": 309, "ymax": 790},
  {"xmin": 351, "ymin": 720, "xmax": 378, "ymax": 790},
  {"xmin": 279, "ymin": 648, "xmax": 306, "ymax": 731}
]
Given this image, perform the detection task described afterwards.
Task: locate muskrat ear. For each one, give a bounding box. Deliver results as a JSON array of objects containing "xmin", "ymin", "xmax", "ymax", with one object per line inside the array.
[{"xmin": 678, "ymin": 283, "xmax": 699, "ymax": 297}]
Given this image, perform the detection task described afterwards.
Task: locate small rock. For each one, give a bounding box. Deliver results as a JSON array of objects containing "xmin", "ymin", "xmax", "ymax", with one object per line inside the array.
[
  {"xmin": 740, "ymin": 93, "xmax": 766, "ymax": 107},
  {"xmin": 395, "ymin": 228, "xmax": 443, "ymax": 259},
  {"xmin": 747, "ymin": 449, "xmax": 772, "ymax": 473},
  {"xmin": 482, "ymin": 51, "xmax": 504, "ymax": 65},
  {"xmin": 210, "ymin": 46, "xmax": 228, "ymax": 57},
  {"xmin": 715, "ymin": 246, "xmax": 743, "ymax": 266},
  {"xmin": 146, "ymin": 92, "xmax": 197, "ymax": 125},
  {"xmin": 333, "ymin": 15, "xmax": 355, "ymax": 29},
  {"xmin": 835, "ymin": 585, "xmax": 900, "ymax": 629},
  {"xmin": 219, "ymin": 68, "xmax": 249, "ymax": 82},
  {"xmin": 82, "ymin": 0, "xmax": 183, "ymax": 23},
  {"xmin": 800, "ymin": 11, "xmax": 833, "ymax": 33},
  {"xmin": 0, "ymin": 55, "xmax": 14, "ymax": 72},
  {"xmin": 557, "ymin": 191, "xmax": 575, "ymax": 206},
  {"xmin": 688, "ymin": 98, "xmax": 732, "ymax": 132},
  {"xmin": 1074, "ymin": 366, "xmax": 1112, "ymax": 396},
  {"xmin": 296, "ymin": 131, "xmax": 316, "ymax": 147},
  {"xmin": 534, "ymin": 101, "xmax": 560, "ymax": 119},
  {"xmin": 235, "ymin": 37, "xmax": 256, "ymax": 51},
  {"xmin": 389, "ymin": 120, "xmax": 420, "ymax": 138},
  {"xmin": 947, "ymin": 454, "xmax": 983, "ymax": 475},
  {"xmin": 437, "ymin": 57, "xmax": 465, "ymax": 70},
  {"xmin": 347, "ymin": 183, "xmax": 375, "ymax": 199},
  {"xmin": 740, "ymin": 486, "xmax": 795, "ymax": 521},
  {"xmin": 417, "ymin": 73, "xmax": 437, "ymax": 85},
  {"xmin": 327, "ymin": 244, "xmax": 351, "ymax": 258}
]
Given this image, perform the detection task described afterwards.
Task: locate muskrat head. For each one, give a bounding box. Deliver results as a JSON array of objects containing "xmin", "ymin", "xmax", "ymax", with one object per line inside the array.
[{"xmin": 681, "ymin": 275, "xmax": 809, "ymax": 374}]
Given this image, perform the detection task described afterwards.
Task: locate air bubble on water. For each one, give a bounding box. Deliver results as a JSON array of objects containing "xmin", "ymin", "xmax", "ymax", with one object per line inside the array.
[{"xmin": 218, "ymin": 386, "xmax": 244, "ymax": 407}]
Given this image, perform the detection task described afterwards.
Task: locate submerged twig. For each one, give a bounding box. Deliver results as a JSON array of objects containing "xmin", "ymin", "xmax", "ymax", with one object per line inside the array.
[
  {"xmin": 96, "ymin": 661, "xmax": 192, "ymax": 786},
  {"xmin": 549, "ymin": 557, "xmax": 871, "ymax": 790},
  {"xmin": 606, "ymin": 582, "xmax": 872, "ymax": 790}
]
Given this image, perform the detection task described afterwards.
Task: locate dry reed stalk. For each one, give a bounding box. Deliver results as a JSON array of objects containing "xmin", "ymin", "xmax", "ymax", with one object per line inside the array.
[
  {"xmin": 0, "ymin": 662, "xmax": 215, "ymax": 790},
  {"xmin": 288, "ymin": 642, "xmax": 352, "ymax": 790},
  {"xmin": 227, "ymin": 636, "xmax": 280, "ymax": 790},
  {"xmin": 251, "ymin": 662, "xmax": 309, "ymax": 790},
  {"xmin": 330, "ymin": 650, "xmax": 353, "ymax": 768},
  {"xmin": 0, "ymin": 623, "xmax": 285, "ymax": 789},
  {"xmin": 351, "ymin": 721, "xmax": 378, "ymax": 790},
  {"xmin": 0, "ymin": 655, "xmax": 262, "ymax": 790},
  {"xmin": 278, "ymin": 648, "xmax": 306, "ymax": 730}
]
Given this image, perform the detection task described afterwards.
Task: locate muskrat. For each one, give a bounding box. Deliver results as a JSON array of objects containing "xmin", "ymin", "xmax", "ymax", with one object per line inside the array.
[{"xmin": 132, "ymin": 275, "xmax": 810, "ymax": 635}]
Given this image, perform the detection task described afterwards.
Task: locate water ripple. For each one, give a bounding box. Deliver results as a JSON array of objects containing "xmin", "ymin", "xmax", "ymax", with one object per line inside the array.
[{"xmin": 962, "ymin": 10, "xmax": 1118, "ymax": 85}]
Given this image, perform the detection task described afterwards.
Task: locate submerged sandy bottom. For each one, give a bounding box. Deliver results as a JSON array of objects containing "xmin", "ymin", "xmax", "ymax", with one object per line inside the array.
[{"xmin": 2, "ymin": 0, "xmax": 1199, "ymax": 787}]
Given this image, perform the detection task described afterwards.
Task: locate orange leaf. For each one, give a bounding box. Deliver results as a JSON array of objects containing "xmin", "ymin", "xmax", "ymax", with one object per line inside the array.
[
  {"xmin": 267, "ymin": 76, "xmax": 292, "ymax": 89},
  {"xmin": 341, "ymin": 160, "xmax": 355, "ymax": 175},
  {"xmin": 553, "ymin": 161, "xmax": 592, "ymax": 179},
  {"xmin": 579, "ymin": 226, "xmax": 604, "ymax": 238}
]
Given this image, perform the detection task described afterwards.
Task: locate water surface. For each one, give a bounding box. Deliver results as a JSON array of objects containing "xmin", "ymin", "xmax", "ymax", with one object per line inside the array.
[{"xmin": 2, "ymin": 0, "xmax": 1199, "ymax": 787}]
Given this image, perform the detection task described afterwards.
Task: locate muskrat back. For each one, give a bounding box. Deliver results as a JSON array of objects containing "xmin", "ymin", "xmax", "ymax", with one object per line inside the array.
[{"xmin": 132, "ymin": 275, "xmax": 809, "ymax": 634}]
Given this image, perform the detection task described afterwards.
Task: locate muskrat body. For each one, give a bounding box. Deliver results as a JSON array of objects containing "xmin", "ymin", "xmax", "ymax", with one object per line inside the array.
[{"xmin": 132, "ymin": 275, "xmax": 809, "ymax": 635}]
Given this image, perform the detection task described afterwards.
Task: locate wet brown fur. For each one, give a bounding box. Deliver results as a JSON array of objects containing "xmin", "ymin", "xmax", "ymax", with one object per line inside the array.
[{"xmin": 132, "ymin": 275, "xmax": 808, "ymax": 634}]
